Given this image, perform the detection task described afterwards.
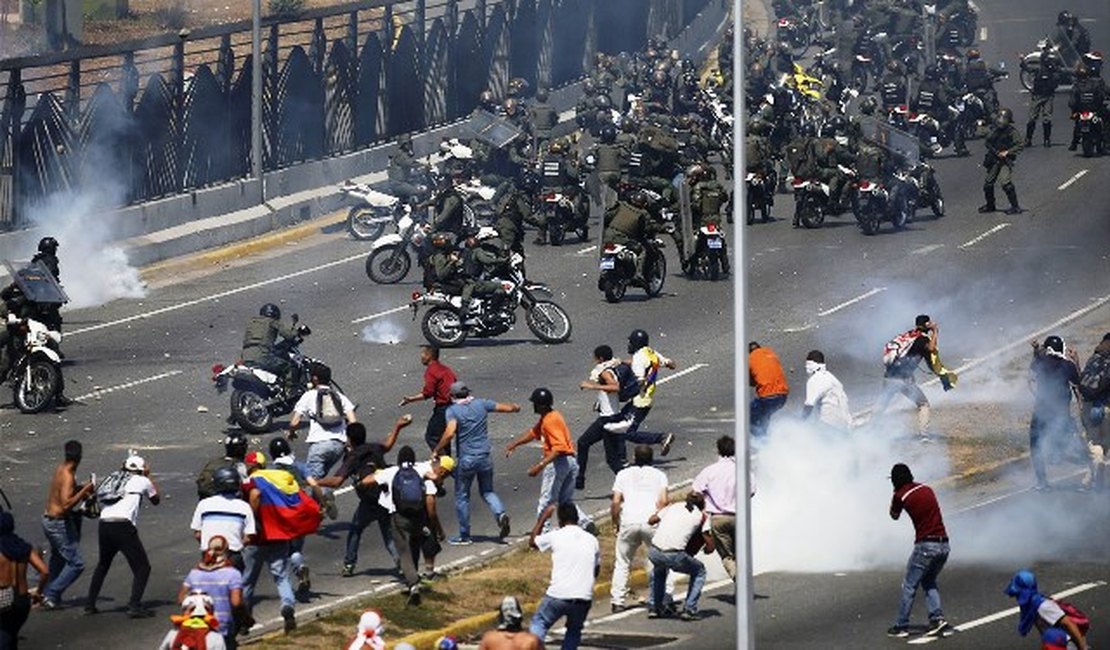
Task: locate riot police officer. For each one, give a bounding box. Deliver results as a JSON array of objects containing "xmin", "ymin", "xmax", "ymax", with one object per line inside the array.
[
  {"xmin": 241, "ymin": 303, "xmax": 304, "ymax": 380},
  {"xmin": 1068, "ymin": 58, "xmax": 1108, "ymax": 152},
  {"xmin": 688, "ymin": 165, "xmax": 730, "ymax": 274},
  {"xmin": 915, "ymin": 64, "xmax": 970, "ymax": 156},
  {"xmin": 1025, "ymin": 44, "xmax": 1060, "ymax": 147},
  {"xmin": 32, "ymin": 237, "xmax": 60, "ymax": 281},
  {"xmin": 387, "ymin": 134, "xmax": 426, "ymax": 202},
  {"xmin": 879, "ymin": 60, "xmax": 907, "ymax": 112},
  {"xmin": 964, "ymin": 49, "xmax": 1000, "ymax": 117},
  {"xmin": 1058, "ymin": 11, "xmax": 1091, "ymax": 55},
  {"xmin": 529, "ymin": 88, "xmax": 558, "ymax": 153},
  {"xmin": 980, "ymin": 107, "xmax": 1023, "ymax": 214}
]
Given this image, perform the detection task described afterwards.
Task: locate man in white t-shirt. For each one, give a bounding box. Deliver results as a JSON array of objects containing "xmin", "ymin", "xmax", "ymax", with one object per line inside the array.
[
  {"xmin": 647, "ymin": 492, "xmax": 714, "ymax": 621},
  {"xmin": 576, "ymin": 345, "xmax": 626, "ymax": 490},
  {"xmin": 802, "ymin": 350, "xmax": 853, "ymax": 431},
  {"xmin": 287, "ymin": 363, "xmax": 357, "ymax": 520},
  {"xmin": 528, "ymin": 502, "xmax": 600, "ymax": 648},
  {"xmin": 191, "ymin": 465, "xmax": 256, "ymax": 571},
  {"xmin": 84, "ymin": 454, "xmax": 160, "ymax": 618},
  {"xmin": 610, "ymin": 445, "xmax": 673, "ymax": 613}
]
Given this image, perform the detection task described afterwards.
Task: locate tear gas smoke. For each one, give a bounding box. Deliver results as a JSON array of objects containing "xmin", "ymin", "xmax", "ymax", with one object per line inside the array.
[{"xmin": 362, "ymin": 319, "xmax": 407, "ymax": 345}]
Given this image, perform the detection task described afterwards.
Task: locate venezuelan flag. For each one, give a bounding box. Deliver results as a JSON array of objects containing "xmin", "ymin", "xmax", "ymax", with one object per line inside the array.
[{"xmin": 251, "ymin": 469, "xmax": 321, "ymax": 541}]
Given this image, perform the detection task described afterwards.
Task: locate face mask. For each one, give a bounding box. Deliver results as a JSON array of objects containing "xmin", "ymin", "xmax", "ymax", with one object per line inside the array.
[{"xmin": 805, "ymin": 360, "xmax": 821, "ymax": 375}]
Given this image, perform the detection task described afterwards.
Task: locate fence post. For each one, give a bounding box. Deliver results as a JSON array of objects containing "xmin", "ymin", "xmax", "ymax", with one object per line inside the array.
[
  {"xmin": 311, "ymin": 17, "xmax": 326, "ymax": 74},
  {"xmin": 415, "ymin": 0, "xmax": 426, "ymax": 51},
  {"xmin": 217, "ymin": 33, "xmax": 234, "ymax": 92},
  {"xmin": 347, "ymin": 10, "xmax": 358, "ymax": 55},
  {"xmin": 265, "ymin": 23, "xmax": 279, "ymax": 171},
  {"xmin": 121, "ymin": 52, "xmax": 139, "ymax": 203},
  {"xmin": 476, "ymin": 0, "xmax": 486, "ymax": 44},
  {"xmin": 64, "ymin": 59, "xmax": 79, "ymax": 122},
  {"xmin": 3, "ymin": 69, "xmax": 25, "ymax": 229}
]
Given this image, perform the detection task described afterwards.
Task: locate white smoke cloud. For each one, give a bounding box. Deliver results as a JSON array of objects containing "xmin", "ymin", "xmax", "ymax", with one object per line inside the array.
[{"xmin": 361, "ymin": 319, "xmax": 407, "ymax": 345}]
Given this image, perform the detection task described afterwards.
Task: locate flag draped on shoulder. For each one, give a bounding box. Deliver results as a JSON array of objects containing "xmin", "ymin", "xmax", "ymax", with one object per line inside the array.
[{"xmin": 250, "ymin": 468, "xmax": 321, "ymax": 540}]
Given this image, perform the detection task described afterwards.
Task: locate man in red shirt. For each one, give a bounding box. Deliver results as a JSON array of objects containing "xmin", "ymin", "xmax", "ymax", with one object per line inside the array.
[
  {"xmin": 748, "ymin": 342, "xmax": 789, "ymax": 439},
  {"xmin": 888, "ymin": 463, "xmax": 951, "ymax": 639},
  {"xmin": 400, "ymin": 345, "xmax": 458, "ymax": 451}
]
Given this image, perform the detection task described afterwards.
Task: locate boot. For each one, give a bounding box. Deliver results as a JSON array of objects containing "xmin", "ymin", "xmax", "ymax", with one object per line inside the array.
[
  {"xmin": 977, "ymin": 187, "xmax": 996, "ymax": 213},
  {"xmin": 532, "ymin": 229, "xmax": 548, "ymax": 246},
  {"xmin": 1024, "ymin": 122, "xmax": 1035, "ymax": 148},
  {"xmin": 1043, "ymin": 122, "xmax": 1052, "ymax": 148},
  {"xmin": 1003, "ymin": 185, "xmax": 1022, "ymax": 214}
]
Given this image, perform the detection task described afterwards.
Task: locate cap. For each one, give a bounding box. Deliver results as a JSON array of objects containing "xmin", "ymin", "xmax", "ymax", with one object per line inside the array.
[
  {"xmin": 438, "ymin": 456, "xmax": 456, "ymax": 473},
  {"xmin": 449, "ymin": 381, "xmax": 470, "ymax": 399},
  {"xmin": 124, "ymin": 454, "xmax": 146, "ymax": 472},
  {"xmin": 1041, "ymin": 627, "xmax": 1069, "ymax": 650},
  {"xmin": 245, "ymin": 451, "xmax": 267, "ymax": 467},
  {"xmin": 915, "ymin": 314, "xmax": 931, "ymax": 328}
]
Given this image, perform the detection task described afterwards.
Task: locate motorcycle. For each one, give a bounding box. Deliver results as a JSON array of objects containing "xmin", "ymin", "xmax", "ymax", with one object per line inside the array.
[
  {"xmin": 365, "ymin": 211, "xmax": 431, "ymax": 284},
  {"xmin": 777, "ymin": 14, "xmax": 814, "ymax": 58},
  {"xmin": 538, "ymin": 185, "xmax": 589, "ymax": 246},
  {"xmin": 1076, "ymin": 110, "xmax": 1105, "ymax": 158},
  {"xmin": 938, "ymin": 6, "xmax": 978, "ymax": 47},
  {"xmin": 410, "ymin": 253, "xmax": 572, "ymax": 347},
  {"xmin": 597, "ymin": 237, "xmax": 668, "ymax": 303},
  {"xmin": 791, "ymin": 165, "xmax": 856, "ymax": 229},
  {"xmin": 688, "ymin": 223, "xmax": 727, "ymax": 281},
  {"xmin": 2, "ymin": 315, "xmax": 63, "ymax": 413},
  {"xmin": 745, "ymin": 171, "xmax": 775, "ymax": 224},
  {"xmin": 904, "ymin": 162, "xmax": 945, "ymax": 218},
  {"xmin": 853, "ymin": 176, "xmax": 912, "ymax": 236},
  {"xmin": 339, "ymin": 180, "xmax": 410, "ymax": 241},
  {"xmin": 960, "ymin": 91, "xmax": 990, "ymax": 139},
  {"xmin": 212, "ymin": 317, "xmax": 321, "ymax": 434},
  {"xmin": 1019, "ymin": 36, "xmax": 1076, "ymax": 92}
]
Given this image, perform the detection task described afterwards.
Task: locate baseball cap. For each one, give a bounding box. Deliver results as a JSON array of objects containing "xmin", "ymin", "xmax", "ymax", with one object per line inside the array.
[
  {"xmin": 438, "ymin": 456, "xmax": 456, "ymax": 473},
  {"xmin": 245, "ymin": 451, "xmax": 267, "ymax": 467},
  {"xmin": 449, "ymin": 381, "xmax": 470, "ymax": 399},
  {"xmin": 1041, "ymin": 627, "xmax": 1068, "ymax": 649}
]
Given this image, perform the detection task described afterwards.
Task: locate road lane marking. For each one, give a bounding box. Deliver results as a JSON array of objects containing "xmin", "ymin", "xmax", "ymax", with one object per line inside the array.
[
  {"xmin": 979, "ymin": 26, "xmax": 987, "ymax": 41},
  {"xmin": 67, "ymin": 252, "xmax": 367, "ymax": 338},
  {"xmin": 911, "ymin": 244, "xmax": 945, "ymax": 256},
  {"xmin": 556, "ymin": 578, "xmax": 734, "ymax": 632},
  {"xmin": 958, "ymin": 223, "xmax": 1009, "ymax": 249},
  {"xmin": 575, "ymin": 245, "xmax": 598, "ymax": 255},
  {"xmin": 907, "ymin": 581, "xmax": 1106, "ymax": 644},
  {"xmin": 351, "ymin": 305, "xmax": 409, "ymax": 324},
  {"xmin": 817, "ymin": 287, "xmax": 886, "ymax": 317},
  {"xmin": 71, "ymin": 370, "xmax": 183, "ymax": 402},
  {"xmin": 782, "ymin": 324, "xmax": 815, "ymax": 333},
  {"xmin": 1057, "ymin": 169, "xmax": 1089, "ymax": 191}
]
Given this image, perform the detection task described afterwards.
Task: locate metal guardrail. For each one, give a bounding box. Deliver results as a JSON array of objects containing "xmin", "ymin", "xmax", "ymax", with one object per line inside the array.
[{"xmin": 0, "ymin": 0, "xmax": 709, "ymax": 229}]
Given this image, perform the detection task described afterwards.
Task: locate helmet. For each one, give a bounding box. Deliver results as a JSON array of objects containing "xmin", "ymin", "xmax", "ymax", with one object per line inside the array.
[
  {"xmin": 124, "ymin": 453, "xmax": 146, "ymax": 473},
  {"xmin": 224, "ymin": 432, "xmax": 248, "ymax": 458},
  {"xmin": 502, "ymin": 98, "xmax": 520, "ymax": 116},
  {"xmin": 478, "ymin": 89, "xmax": 497, "ymax": 110},
  {"xmin": 37, "ymin": 236, "xmax": 58, "ymax": 255},
  {"xmin": 1075, "ymin": 64, "xmax": 1089, "ymax": 79},
  {"xmin": 800, "ymin": 122, "xmax": 817, "ymax": 138},
  {"xmin": 583, "ymin": 78, "xmax": 597, "ymax": 95},
  {"xmin": 828, "ymin": 115, "xmax": 847, "ymax": 134},
  {"xmin": 269, "ymin": 437, "xmax": 292, "ymax": 459},
  {"xmin": 627, "ymin": 189, "xmax": 650, "ymax": 208},
  {"xmin": 436, "ymin": 637, "xmax": 459, "ymax": 650},
  {"xmin": 1057, "ymin": 10, "xmax": 1072, "ymax": 26},
  {"xmin": 1082, "ymin": 51, "xmax": 1103, "ymax": 74},
  {"xmin": 260, "ymin": 303, "xmax": 281, "ymax": 320},
  {"xmin": 652, "ymin": 69, "xmax": 669, "ymax": 87},
  {"xmin": 924, "ymin": 64, "xmax": 939, "ymax": 81},
  {"xmin": 996, "ymin": 106, "xmax": 1013, "ymax": 125},
  {"xmin": 528, "ymin": 387, "xmax": 554, "ymax": 408},
  {"xmin": 599, "ymin": 124, "xmax": 617, "ymax": 144},
  {"xmin": 212, "ymin": 466, "xmax": 241, "ymax": 494},
  {"xmin": 396, "ymin": 133, "xmax": 412, "ymax": 147},
  {"xmin": 535, "ymin": 88, "xmax": 549, "ymax": 103},
  {"xmin": 549, "ymin": 139, "xmax": 567, "ymax": 155},
  {"xmin": 507, "ymin": 77, "xmax": 529, "ymax": 97},
  {"xmin": 966, "ymin": 48, "xmax": 981, "ymax": 61},
  {"xmin": 430, "ymin": 232, "xmax": 452, "ymax": 249},
  {"xmin": 686, "ymin": 163, "xmax": 706, "ymax": 182},
  {"xmin": 594, "ymin": 93, "xmax": 612, "ymax": 110},
  {"xmin": 1043, "ymin": 335, "xmax": 1064, "ymax": 353},
  {"xmin": 628, "ymin": 328, "xmax": 649, "ymax": 353}
]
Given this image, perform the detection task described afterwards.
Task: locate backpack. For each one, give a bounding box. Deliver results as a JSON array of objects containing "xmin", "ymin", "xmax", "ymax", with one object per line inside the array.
[
  {"xmin": 391, "ymin": 465, "xmax": 426, "ymax": 516},
  {"xmin": 1057, "ymin": 600, "xmax": 1090, "ymax": 636},
  {"xmin": 96, "ymin": 470, "xmax": 133, "ymax": 505},
  {"xmin": 883, "ymin": 330, "xmax": 922, "ymax": 368},
  {"xmin": 697, "ymin": 183, "xmax": 725, "ymax": 216},
  {"xmin": 314, "ymin": 386, "xmax": 345, "ymax": 427},
  {"xmin": 1079, "ymin": 352, "xmax": 1110, "ymax": 401},
  {"xmin": 613, "ymin": 362, "xmax": 642, "ymax": 402},
  {"xmin": 195, "ymin": 457, "xmax": 232, "ymax": 499}
]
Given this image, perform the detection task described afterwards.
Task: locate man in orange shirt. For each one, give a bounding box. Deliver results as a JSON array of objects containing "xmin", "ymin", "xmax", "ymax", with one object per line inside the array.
[
  {"xmin": 506, "ymin": 388, "xmax": 596, "ymax": 534},
  {"xmin": 749, "ymin": 342, "xmax": 790, "ymax": 439}
]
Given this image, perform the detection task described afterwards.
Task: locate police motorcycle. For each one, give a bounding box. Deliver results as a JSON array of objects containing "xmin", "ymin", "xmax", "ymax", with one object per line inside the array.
[
  {"xmin": 410, "ymin": 243, "xmax": 572, "ymax": 348},
  {"xmin": 746, "ymin": 168, "xmax": 775, "ymax": 224},
  {"xmin": 904, "ymin": 161, "xmax": 946, "ymax": 218},
  {"xmin": 536, "ymin": 159, "xmax": 590, "ymax": 246},
  {"xmin": 212, "ymin": 315, "xmax": 331, "ymax": 433},
  {"xmin": 1, "ymin": 261, "xmax": 66, "ymax": 413},
  {"xmin": 1019, "ymin": 34, "xmax": 1078, "ymax": 92},
  {"xmin": 791, "ymin": 164, "xmax": 856, "ymax": 229},
  {"xmin": 1076, "ymin": 109, "xmax": 1105, "ymax": 158},
  {"xmin": 364, "ymin": 209, "xmax": 434, "ymax": 284},
  {"xmin": 853, "ymin": 172, "xmax": 913, "ymax": 235},
  {"xmin": 688, "ymin": 222, "xmax": 727, "ymax": 281},
  {"xmin": 340, "ymin": 180, "xmax": 414, "ymax": 241},
  {"xmin": 851, "ymin": 29, "xmax": 887, "ymax": 92},
  {"xmin": 598, "ymin": 237, "xmax": 668, "ymax": 303}
]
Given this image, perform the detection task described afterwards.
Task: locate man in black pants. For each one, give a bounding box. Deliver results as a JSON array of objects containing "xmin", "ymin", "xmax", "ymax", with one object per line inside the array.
[
  {"xmin": 85, "ymin": 454, "xmax": 160, "ymax": 618},
  {"xmin": 399, "ymin": 345, "xmax": 458, "ymax": 452},
  {"xmin": 576, "ymin": 345, "xmax": 626, "ymax": 490}
]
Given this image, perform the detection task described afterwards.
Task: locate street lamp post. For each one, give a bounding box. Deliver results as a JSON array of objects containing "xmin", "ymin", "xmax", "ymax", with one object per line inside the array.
[{"xmin": 252, "ymin": 0, "xmax": 264, "ymax": 204}]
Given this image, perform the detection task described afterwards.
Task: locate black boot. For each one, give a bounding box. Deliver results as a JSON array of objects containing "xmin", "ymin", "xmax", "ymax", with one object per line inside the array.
[
  {"xmin": 1003, "ymin": 185, "xmax": 1022, "ymax": 214},
  {"xmin": 1043, "ymin": 122, "xmax": 1052, "ymax": 148},
  {"xmin": 977, "ymin": 187, "xmax": 997, "ymax": 213},
  {"xmin": 1024, "ymin": 122, "xmax": 1035, "ymax": 148}
]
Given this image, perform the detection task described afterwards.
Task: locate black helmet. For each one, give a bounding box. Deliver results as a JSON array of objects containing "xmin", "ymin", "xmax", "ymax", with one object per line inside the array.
[
  {"xmin": 528, "ymin": 387, "xmax": 554, "ymax": 408},
  {"xmin": 1043, "ymin": 335, "xmax": 1064, "ymax": 353},
  {"xmin": 212, "ymin": 466, "xmax": 241, "ymax": 494},
  {"xmin": 996, "ymin": 106, "xmax": 1013, "ymax": 126},
  {"xmin": 800, "ymin": 122, "xmax": 818, "ymax": 137},
  {"xmin": 223, "ymin": 432, "xmax": 248, "ymax": 458},
  {"xmin": 599, "ymin": 124, "xmax": 617, "ymax": 144},
  {"xmin": 260, "ymin": 303, "xmax": 281, "ymax": 319},
  {"xmin": 38, "ymin": 236, "xmax": 59, "ymax": 255},
  {"xmin": 628, "ymin": 328, "xmax": 649, "ymax": 353},
  {"xmin": 479, "ymin": 89, "xmax": 497, "ymax": 110},
  {"xmin": 1057, "ymin": 10, "xmax": 1072, "ymax": 26},
  {"xmin": 535, "ymin": 88, "xmax": 549, "ymax": 103},
  {"xmin": 430, "ymin": 232, "xmax": 453, "ymax": 249},
  {"xmin": 269, "ymin": 437, "xmax": 292, "ymax": 459},
  {"xmin": 396, "ymin": 133, "xmax": 412, "ymax": 147},
  {"xmin": 627, "ymin": 189, "xmax": 650, "ymax": 209},
  {"xmin": 966, "ymin": 48, "xmax": 981, "ymax": 61},
  {"xmin": 924, "ymin": 64, "xmax": 939, "ymax": 81}
]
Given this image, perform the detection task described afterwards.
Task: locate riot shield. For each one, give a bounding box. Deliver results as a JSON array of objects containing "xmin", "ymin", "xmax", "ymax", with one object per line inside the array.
[
  {"xmin": 858, "ymin": 117, "xmax": 920, "ymax": 167},
  {"xmin": 3, "ymin": 260, "xmax": 69, "ymax": 305},
  {"xmin": 460, "ymin": 110, "xmax": 524, "ymax": 149},
  {"xmin": 1051, "ymin": 27, "xmax": 1082, "ymax": 70},
  {"xmin": 678, "ymin": 177, "xmax": 695, "ymax": 261}
]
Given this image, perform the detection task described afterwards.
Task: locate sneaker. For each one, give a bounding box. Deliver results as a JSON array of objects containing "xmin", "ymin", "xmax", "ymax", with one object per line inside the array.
[
  {"xmin": 39, "ymin": 598, "xmax": 59, "ymax": 611},
  {"xmin": 341, "ymin": 563, "xmax": 356, "ymax": 578},
  {"xmin": 925, "ymin": 618, "xmax": 950, "ymax": 636},
  {"xmin": 661, "ymin": 433, "xmax": 675, "ymax": 457},
  {"xmin": 406, "ymin": 584, "xmax": 422, "ymax": 606},
  {"xmin": 647, "ymin": 609, "xmax": 664, "ymax": 619},
  {"xmin": 419, "ymin": 569, "xmax": 442, "ymax": 582},
  {"xmin": 127, "ymin": 606, "xmax": 155, "ymax": 619},
  {"xmin": 611, "ymin": 603, "xmax": 636, "ymax": 613},
  {"xmin": 281, "ymin": 605, "xmax": 296, "ymax": 633},
  {"xmin": 574, "ymin": 478, "xmax": 586, "ymax": 490},
  {"xmin": 886, "ymin": 626, "xmax": 910, "ymax": 638},
  {"xmin": 1032, "ymin": 483, "xmax": 1052, "ymax": 492},
  {"xmin": 83, "ymin": 605, "xmax": 98, "ymax": 616},
  {"xmin": 323, "ymin": 492, "xmax": 338, "ymax": 520},
  {"xmin": 679, "ymin": 610, "xmax": 701, "ymax": 621},
  {"xmin": 497, "ymin": 513, "xmax": 511, "ymax": 540},
  {"xmin": 295, "ymin": 565, "xmax": 311, "ymax": 599},
  {"xmin": 447, "ymin": 535, "xmax": 473, "ymax": 546}
]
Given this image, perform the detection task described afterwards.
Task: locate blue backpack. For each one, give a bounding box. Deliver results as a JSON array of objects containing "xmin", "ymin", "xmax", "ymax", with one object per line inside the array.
[
  {"xmin": 392, "ymin": 465, "xmax": 425, "ymax": 516},
  {"xmin": 613, "ymin": 362, "xmax": 642, "ymax": 402}
]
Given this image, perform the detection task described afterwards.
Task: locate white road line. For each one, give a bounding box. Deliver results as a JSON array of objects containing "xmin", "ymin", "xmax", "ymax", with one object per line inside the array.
[
  {"xmin": 907, "ymin": 581, "xmax": 1106, "ymax": 644},
  {"xmin": 575, "ymin": 245, "xmax": 598, "ymax": 255},
  {"xmin": 67, "ymin": 252, "xmax": 367, "ymax": 338},
  {"xmin": 958, "ymin": 223, "xmax": 1010, "ymax": 249},
  {"xmin": 351, "ymin": 305, "xmax": 410, "ymax": 324},
  {"xmin": 911, "ymin": 244, "xmax": 945, "ymax": 256},
  {"xmin": 71, "ymin": 370, "xmax": 183, "ymax": 402},
  {"xmin": 817, "ymin": 287, "xmax": 886, "ymax": 317},
  {"xmin": 1057, "ymin": 169, "xmax": 1089, "ymax": 191},
  {"xmin": 657, "ymin": 363, "xmax": 708, "ymax": 385},
  {"xmin": 782, "ymin": 323, "xmax": 815, "ymax": 333},
  {"xmin": 979, "ymin": 26, "xmax": 988, "ymax": 41},
  {"xmin": 556, "ymin": 578, "xmax": 734, "ymax": 632}
]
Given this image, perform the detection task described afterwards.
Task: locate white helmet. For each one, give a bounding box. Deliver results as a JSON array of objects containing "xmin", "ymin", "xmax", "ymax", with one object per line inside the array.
[
  {"xmin": 124, "ymin": 453, "xmax": 146, "ymax": 473},
  {"xmin": 181, "ymin": 590, "xmax": 214, "ymax": 617}
]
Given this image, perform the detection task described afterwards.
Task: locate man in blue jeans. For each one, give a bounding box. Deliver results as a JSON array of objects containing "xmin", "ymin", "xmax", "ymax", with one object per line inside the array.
[
  {"xmin": 647, "ymin": 492, "xmax": 714, "ymax": 620},
  {"xmin": 529, "ymin": 503, "xmax": 600, "ymax": 648},
  {"xmin": 433, "ymin": 381, "xmax": 518, "ymax": 544},
  {"xmin": 887, "ymin": 463, "xmax": 951, "ymax": 638},
  {"xmin": 40, "ymin": 439, "xmax": 95, "ymax": 609},
  {"xmin": 288, "ymin": 363, "xmax": 357, "ymax": 521}
]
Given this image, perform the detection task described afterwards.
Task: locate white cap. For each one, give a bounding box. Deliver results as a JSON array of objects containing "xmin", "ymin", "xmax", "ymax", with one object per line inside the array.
[{"xmin": 124, "ymin": 453, "xmax": 146, "ymax": 472}]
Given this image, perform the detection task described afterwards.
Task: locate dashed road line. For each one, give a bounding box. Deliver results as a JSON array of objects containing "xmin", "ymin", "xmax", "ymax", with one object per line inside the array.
[
  {"xmin": 71, "ymin": 370, "xmax": 184, "ymax": 402},
  {"xmin": 1057, "ymin": 169, "xmax": 1089, "ymax": 191},
  {"xmin": 656, "ymin": 363, "xmax": 709, "ymax": 385},
  {"xmin": 351, "ymin": 305, "xmax": 410, "ymax": 324},
  {"xmin": 817, "ymin": 287, "xmax": 886, "ymax": 317},
  {"xmin": 958, "ymin": 223, "xmax": 1009, "ymax": 249},
  {"xmin": 911, "ymin": 244, "xmax": 945, "ymax": 256},
  {"xmin": 979, "ymin": 26, "xmax": 988, "ymax": 41},
  {"xmin": 575, "ymin": 245, "xmax": 598, "ymax": 255}
]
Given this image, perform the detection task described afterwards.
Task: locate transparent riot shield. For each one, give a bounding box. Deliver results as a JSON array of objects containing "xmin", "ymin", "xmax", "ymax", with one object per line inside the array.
[
  {"xmin": 460, "ymin": 110, "xmax": 524, "ymax": 150},
  {"xmin": 1051, "ymin": 27, "xmax": 1082, "ymax": 71},
  {"xmin": 859, "ymin": 117, "xmax": 920, "ymax": 167},
  {"xmin": 678, "ymin": 177, "xmax": 695, "ymax": 261},
  {"xmin": 3, "ymin": 260, "xmax": 69, "ymax": 305}
]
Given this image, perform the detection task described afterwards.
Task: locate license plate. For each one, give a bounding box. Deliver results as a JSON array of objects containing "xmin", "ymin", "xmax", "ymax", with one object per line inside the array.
[
  {"xmin": 599, "ymin": 258, "xmax": 616, "ymax": 270},
  {"xmin": 707, "ymin": 238, "xmax": 723, "ymax": 249}
]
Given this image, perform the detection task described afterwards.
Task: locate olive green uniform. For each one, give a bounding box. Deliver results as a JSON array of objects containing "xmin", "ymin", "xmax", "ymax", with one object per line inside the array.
[
  {"xmin": 241, "ymin": 315, "xmax": 297, "ymax": 376},
  {"xmin": 982, "ymin": 122, "xmax": 1023, "ymax": 212}
]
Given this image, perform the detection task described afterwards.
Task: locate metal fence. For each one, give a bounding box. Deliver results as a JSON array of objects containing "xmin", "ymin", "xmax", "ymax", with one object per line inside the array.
[{"xmin": 0, "ymin": 0, "xmax": 710, "ymax": 229}]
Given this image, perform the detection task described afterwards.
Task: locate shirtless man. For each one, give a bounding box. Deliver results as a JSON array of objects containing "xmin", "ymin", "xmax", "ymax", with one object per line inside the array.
[
  {"xmin": 40, "ymin": 440, "xmax": 94, "ymax": 609},
  {"xmin": 479, "ymin": 596, "xmax": 542, "ymax": 650}
]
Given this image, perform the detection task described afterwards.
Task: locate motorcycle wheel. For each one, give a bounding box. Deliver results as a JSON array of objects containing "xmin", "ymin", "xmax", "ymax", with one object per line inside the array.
[
  {"xmin": 13, "ymin": 360, "xmax": 59, "ymax": 413},
  {"xmin": 931, "ymin": 192, "xmax": 945, "ymax": 218},
  {"xmin": 576, "ymin": 224, "xmax": 590, "ymax": 243},
  {"xmin": 366, "ymin": 245, "xmax": 411, "ymax": 284},
  {"xmin": 891, "ymin": 197, "xmax": 911, "ymax": 230},
  {"xmin": 707, "ymin": 251, "xmax": 721, "ymax": 282},
  {"xmin": 346, "ymin": 207, "xmax": 387, "ymax": 241},
  {"xmin": 548, "ymin": 221, "xmax": 566, "ymax": 246},
  {"xmin": 859, "ymin": 213, "xmax": 880, "ymax": 236},
  {"xmin": 422, "ymin": 307, "xmax": 468, "ymax": 347},
  {"xmin": 800, "ymin": 206, "xmax": 825, "ymax": 229},
  {"xmin": 230, "ymin": 388, "xmax": 273, "ymax": 434},
  {"xmin": 602, "ymin": 278, "xmax": 626, "ymax": 303},
  {"xmin": 645, "ymin": 254, "xmax": 667, "ymax": 297},
  {"xmin": 1019, "ymin": 68, "xmax": 1034, "ymax": 93},
  {"xmin": 526, "ymin": 301, "xmax": 573, "ymax": 344},
  {"xmin": 1082, "ymin": 135, "xmax": 1095, "ymax": 158}
]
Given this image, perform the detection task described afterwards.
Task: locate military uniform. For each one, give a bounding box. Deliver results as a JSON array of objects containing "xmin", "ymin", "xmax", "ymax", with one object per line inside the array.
[
  {"xmin": 981, "ymin": 119, "xmax": 1023, "ymax": 213},
  {"xmin": 691, "ymin": 179, "xmax": 730, "ymax": 273},
  {"xmin": 241, "ymin": 315, "xmax": 297, "ymax": 377},
  {"xmin": 387, "ymin": 145, "xmax": 424, "ymax": 200},
  {"xmin": 1069, "ymin": 74, "xmax": 1108, "ymax": 151},
  {"xmin": 529, "ymin": 100, "xmax": 558, "ymax": 152},
  {"xmin": 1026, "ymin": 54, "xmax": 1060, "ymax": 146},
  {"xmin": 457, "ymin": 240, "xmax": 508, "ymax": 318},
  {"xmin": 431, "ymin": 187, "xmax": 466, "ymax": 238}
]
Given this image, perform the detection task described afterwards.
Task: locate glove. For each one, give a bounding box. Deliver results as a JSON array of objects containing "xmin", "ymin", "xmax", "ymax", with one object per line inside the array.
[{"xmin": 298, "ymin": 324, "xmax": 312, "ymax": 336}]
